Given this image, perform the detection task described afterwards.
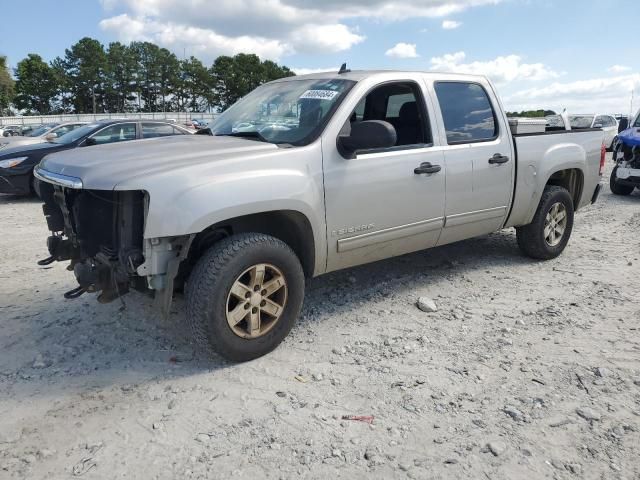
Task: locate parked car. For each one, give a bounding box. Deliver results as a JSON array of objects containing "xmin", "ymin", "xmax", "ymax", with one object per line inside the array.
[
  {"xmin": 0, "ymin": 122, "xmax": 87, "ymax": 150},
  {"xmin": 191, "ymin": 119, "xmax": 209, "ymax": 130},
  {"xmin": 614, "ymin": 115, "xmax": 630, "ymax": 133},
  {"xmin": 1, "ymin": 124, "xmax": 23, "ymax": 137},
  {"xmin": 35, "ymin": 70, "xmax": 604, "ymax": 361},
  {"xmin": 610, "ymin": 110, "xmax": 640, "ymax": 195},
  {"xmin": 569, "ymin": 114, "xmax": 618, "ymax": 150},
  {"xmin": 0, "ymin": 120, "xmax": 191, "ymax": 195}
]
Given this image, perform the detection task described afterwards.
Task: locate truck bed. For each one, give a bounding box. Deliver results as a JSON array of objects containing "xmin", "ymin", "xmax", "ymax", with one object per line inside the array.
[{"xmin": 505, "ymin": 128, "xmax": 604, "ymax": 228}]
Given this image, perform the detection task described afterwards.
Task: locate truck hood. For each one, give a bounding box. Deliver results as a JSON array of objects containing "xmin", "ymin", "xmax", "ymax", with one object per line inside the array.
[{"xmin": 39, "ymin": 135, "xmax": 280, "ymax": 190}]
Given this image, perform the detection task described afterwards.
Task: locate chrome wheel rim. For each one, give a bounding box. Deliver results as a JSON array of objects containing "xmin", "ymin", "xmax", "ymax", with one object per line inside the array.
[
  {"xmin": 226, "ymin": 263, "xmax": 288, "ymax": 339},
  {"xmin": 544, "ymin": 202, "xmax": 567, "ymax": 247}
]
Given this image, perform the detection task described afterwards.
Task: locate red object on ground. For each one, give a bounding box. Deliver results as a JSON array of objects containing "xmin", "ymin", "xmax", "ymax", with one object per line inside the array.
[{"xmin": 341, "ymin": 415, "xmax": 374, "ymax": 424}]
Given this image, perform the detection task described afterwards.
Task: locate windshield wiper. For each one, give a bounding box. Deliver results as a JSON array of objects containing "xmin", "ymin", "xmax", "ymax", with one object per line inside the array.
[{"xmin": 216, "ymin": 131, "xmax": 270, "ymax": 143}]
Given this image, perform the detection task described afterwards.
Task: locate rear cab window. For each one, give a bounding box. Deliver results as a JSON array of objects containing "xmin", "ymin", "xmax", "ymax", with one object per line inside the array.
[{"xmin": 434, "ymin": 82, "xmax": 498, "ymax": 144}]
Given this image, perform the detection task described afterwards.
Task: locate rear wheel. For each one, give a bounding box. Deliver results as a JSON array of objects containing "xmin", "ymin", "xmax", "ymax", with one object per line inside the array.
[
  {"xmin": 186, "ymin": 233, "xmax": 305, "ymax": 362},
  {"xmin": 516, "ymin": 185, "xmax": 574, "ymax": 260},
  {"xmin": 610, "ymin": 167, "xmax": 635, "ymax": 196}
]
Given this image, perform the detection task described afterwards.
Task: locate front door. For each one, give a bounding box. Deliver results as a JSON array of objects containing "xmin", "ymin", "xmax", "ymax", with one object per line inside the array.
[{"xmin": 322, "ymin": 79, "xmax": 446, "ymax": 272}]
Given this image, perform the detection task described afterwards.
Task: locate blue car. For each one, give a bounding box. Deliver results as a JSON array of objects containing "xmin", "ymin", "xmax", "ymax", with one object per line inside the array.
[{"xmin": 610, "ymin": 111, "xmax": 640, "ymax": 196}]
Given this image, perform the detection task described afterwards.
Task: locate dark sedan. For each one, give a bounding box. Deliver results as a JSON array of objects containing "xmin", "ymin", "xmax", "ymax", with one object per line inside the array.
[{"xmin": 0, "ymin": 119, "xmax": 191, "ymax": 195}]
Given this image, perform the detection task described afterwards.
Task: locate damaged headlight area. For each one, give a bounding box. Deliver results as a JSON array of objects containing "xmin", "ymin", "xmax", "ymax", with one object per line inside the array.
[
  {"xmin": 614, "ymin": 142, "xmax": 640, "ymax": 169},
  {"xmin": 38, "ymin": 181, "xmax": 192, "ymax": 310}
]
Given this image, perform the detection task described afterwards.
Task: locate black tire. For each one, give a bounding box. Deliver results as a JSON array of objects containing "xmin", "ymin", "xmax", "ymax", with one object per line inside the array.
[
  {"xmin": 516, "ymin": 185, "xmax": 574, "ymax": 260},
  {"xmin": 186, "ymin": 233, "xmax": 305, "ymax": 362},
  {"xmin": 30, "ymin": 175, "xmax": 41, "ymax": 198},
  {"xmin": 610, "ymin": 168, "xmax": 634, "ymax": 196}
]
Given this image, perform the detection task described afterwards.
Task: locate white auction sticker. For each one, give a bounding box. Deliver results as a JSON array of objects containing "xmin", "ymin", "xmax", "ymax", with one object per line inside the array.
[{"xmin": 300, "ymin": 89, "xmax": 339, "ymax": 101}]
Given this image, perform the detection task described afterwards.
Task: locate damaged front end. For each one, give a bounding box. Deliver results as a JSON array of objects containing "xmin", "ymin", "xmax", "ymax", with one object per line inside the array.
[
  {"xmin": 35, "ymin": 167, "xmax": 192, "ymax": 315},
  {"xmin": 612, "ymin": 128, "xmax": 640, "ymax": 188}
]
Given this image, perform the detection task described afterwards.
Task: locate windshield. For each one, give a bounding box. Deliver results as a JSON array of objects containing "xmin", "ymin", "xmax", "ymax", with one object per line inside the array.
[
  {"xmin": 26, "ymin": 124, "xmax": 58, "ymax": 137},
  {"xmin": 209, "ymin": 78, "xmax": 356, "ymax": 145},
  {"xmin": 569, "ymin": 115, "xmax": 594, "ymax": 129},
  {"xmin": 53, "ymin": 124, "xmax": 99, "ymax": 144}
]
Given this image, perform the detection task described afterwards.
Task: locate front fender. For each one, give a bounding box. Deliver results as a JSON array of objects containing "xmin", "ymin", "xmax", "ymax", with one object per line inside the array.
[
  {"xmin": 114, "ymin": 141, "xmax": 327, "ymax": 275},
  {"xmin": 147, "ymin": 168, "xmax": 322, "ymax": 235}
]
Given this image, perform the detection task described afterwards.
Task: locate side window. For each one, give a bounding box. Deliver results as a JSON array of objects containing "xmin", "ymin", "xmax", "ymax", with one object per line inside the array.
[
  {"xmin": 53, "ymin": 124, "xmax": 81, "ymax": 137},
  {"xmin": 91, "ymin": 123, "xmax": 137, "ymax": 145},
  {"xmin": 607, "ymin": 116, "xmax": 617, "ymax": 127},
  {"xmin": 347, "ymin": 82, "xmax": 430, "ymax": 147},
  {"xmin": 142, "ymin": 123, "xmax": 177, "ymax": 138},
  {"xmin": 594, "ymin": 115, "xmax": 606, "ymax": 127},
  {"xmin": 434, "ymin": 82, "xmax": 497, "ymax": 144}
]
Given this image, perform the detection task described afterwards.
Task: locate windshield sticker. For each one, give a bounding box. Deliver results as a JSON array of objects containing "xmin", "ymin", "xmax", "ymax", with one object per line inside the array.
[{"xmin": 300, "ymin": 89, "xmax": 339, "ymax": 101}]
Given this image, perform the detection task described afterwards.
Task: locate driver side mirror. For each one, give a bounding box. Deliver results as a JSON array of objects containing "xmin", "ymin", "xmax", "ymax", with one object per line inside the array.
[
  {"xmin": 593, "ymin": 123, "xmax": 603, "ymax": 129},
  {"xmin": 83, "ymin": 137, "xmax": 97, "ymax": 147},
  {"xmin": 45, "ymin": 132, "xmax": 57, "ymax": 141},
  {"xmin": 337, "ymin": 120, "xmax": 397, "ymax": 158}
]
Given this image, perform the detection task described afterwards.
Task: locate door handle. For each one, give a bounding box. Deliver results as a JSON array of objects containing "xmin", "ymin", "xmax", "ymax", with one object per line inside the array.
[
  {"xmin": 414, "ymin": 162, "xmax": 441, "ymax": 174},
  {"xmin": 488, "ymin": 153, "xmax": 509, "ymax": 164}
]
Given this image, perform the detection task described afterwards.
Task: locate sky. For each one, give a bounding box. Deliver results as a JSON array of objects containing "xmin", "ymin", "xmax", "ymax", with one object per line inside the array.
[{"xmin": 1, "ymin": 0, "xmax": 638, "ymax": 115}]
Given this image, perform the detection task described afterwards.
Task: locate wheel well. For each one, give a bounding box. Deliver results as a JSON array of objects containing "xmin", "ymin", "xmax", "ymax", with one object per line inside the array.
[
  {"xmin": 546, "ymin": 168, "xmax": 584, "ymax": 208},
  {"xmin": 187, "ymin": 210, "xmax": 316, "ymax": 278}
]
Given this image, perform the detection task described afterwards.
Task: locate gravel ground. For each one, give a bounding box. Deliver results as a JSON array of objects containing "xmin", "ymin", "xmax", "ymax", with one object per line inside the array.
[{"xmin": 1, "ymin": 157, "xmax": 639, "ymax": 480}]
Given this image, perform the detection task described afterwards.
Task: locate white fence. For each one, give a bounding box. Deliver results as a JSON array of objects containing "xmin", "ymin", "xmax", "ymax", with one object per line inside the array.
[{"xmin": 0, "ymin": 112, "xmax": 218, "ymax": 127}]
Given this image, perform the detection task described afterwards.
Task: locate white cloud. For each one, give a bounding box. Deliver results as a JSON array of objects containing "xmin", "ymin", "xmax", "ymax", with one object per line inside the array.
[
  {"xmin": 385, "ymin": 43, "xmax": 419, "ymax": 59},
  {"xmin": 430, "ymin": 51, "xmax": 560, "ymax": 84},
  {"xmin": 99, "ymin": 0, "xmax": 502, "ymax": 60},
  {"xmin": 608, "ymin": 65, "xmax": 632, "ymax": 74},
  {"xmin": 289, "ymin": 24, "xmax": 365, "ymax": 53},
  {"xmin": 505, "ymin": 74, "xmax": 640, "ymax": 114},
  {"xmin": 100, "ymin": 14, "xmax": 151, "ymax": 42},
  {"xmin": 100, "ymin": 15, "xmax": 291, "ymax": 59},
  {"xmin": 441, "ymin": 20, "xmax": 462, "ymax": 29}
]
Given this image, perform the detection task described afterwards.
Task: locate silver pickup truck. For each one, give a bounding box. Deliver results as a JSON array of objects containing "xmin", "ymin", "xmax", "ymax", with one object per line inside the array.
[{"xmin": 34, "ymin": 70, "xmax": 605, "ymax": 361}]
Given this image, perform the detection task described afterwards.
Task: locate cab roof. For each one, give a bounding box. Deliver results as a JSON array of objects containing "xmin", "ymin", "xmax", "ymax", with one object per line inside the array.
[{"xmin": 271, "ymin": 69, "xmax": 489, "ymax": 84}]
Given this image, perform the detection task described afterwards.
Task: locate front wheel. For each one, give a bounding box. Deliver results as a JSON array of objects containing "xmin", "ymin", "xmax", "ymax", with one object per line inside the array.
[
  {"xmin": 186, "ymin": 233, "xmax": 305, "ymax": 362},
  {"xmin": 516, "ymin": 185, "xmax": 574, "ymax": 260},
  {"xmin": 610, "ymin": 168, "xmax": 635, "ymax": 196}
]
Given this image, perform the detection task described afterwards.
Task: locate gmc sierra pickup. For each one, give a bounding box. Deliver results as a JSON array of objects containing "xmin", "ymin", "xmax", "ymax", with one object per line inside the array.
[{"xmin": 34, "ymin": 71, "xmax": 605, "ymax": 361}]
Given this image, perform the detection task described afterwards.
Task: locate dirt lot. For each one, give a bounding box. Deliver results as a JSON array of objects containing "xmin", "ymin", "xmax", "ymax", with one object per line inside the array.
[{"xmin": 0, "ymin": 157, "xmax": 639, "ymax": 480}]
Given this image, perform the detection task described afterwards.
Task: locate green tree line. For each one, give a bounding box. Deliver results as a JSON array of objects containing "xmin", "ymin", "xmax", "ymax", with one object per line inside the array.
[
  {"xmin": 506, "ymin": 110, "xmax": 556, "ymax": 118},
  {"xmin": 0, "ymin": 37, "xmax": 295, "ymax": 116}
]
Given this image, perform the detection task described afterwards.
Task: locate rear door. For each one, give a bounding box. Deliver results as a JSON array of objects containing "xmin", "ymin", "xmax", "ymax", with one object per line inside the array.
[{"xmin": 431, "ymin": 80, "xmax": 514, "ymax": 245}]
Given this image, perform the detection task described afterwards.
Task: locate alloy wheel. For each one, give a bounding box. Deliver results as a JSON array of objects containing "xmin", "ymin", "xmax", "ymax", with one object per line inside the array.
[
  {"xmin": 543, "ymin": 202, "xmax": 567, "ymax": 247},
  {"xmin": 225, "ymin": 263, "xmax": 288, "ymax": 339}
]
